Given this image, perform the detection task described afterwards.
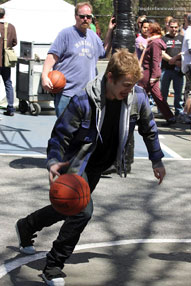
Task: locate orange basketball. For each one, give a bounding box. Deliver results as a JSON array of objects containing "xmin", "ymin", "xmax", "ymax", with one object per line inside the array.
[
  {"xmin": 48, "ymin": 70, "xmax": 66, "ymax": 93},
  {"xmin": 49, "ymin": 174, "xmax": 90, "ymax": 216}
]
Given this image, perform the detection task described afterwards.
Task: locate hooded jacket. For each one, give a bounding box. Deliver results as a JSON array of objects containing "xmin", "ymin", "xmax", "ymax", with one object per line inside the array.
[{"xmin": 47, "ymin": 75, "xmax": 164, "ymax": 176}]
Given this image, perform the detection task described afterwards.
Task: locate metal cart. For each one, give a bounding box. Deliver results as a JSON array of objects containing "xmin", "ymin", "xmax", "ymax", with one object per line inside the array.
[
  {"xmin": 16, "ymin": 57, "xmax": 54, "ymax": 116},
  {"xmin": 16, "ymin": 41, "xmax": 53, "ymax": 116}
]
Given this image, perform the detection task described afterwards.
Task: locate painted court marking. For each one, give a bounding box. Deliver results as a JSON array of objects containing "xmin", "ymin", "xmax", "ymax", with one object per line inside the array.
[
  {"xmin": 1, "ymin": 238, "xmax": 191, "ymax": 279},
  {"xmin": 0, "ymin": 141, "xmax": 185, "ymax": 159},
  {"xmin": 159, "ymin": 142, "xmax": 182, "ymax": 159}
]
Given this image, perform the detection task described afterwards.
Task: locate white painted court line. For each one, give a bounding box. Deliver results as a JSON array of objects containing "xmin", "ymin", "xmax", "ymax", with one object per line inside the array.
[
  {"xmin": 1, "ymin": 154, "xmax": 191, "ymax": 160},
  {"xmin": 1, "ymin": 238, "xmax": 191, "ymax": 279},
  {"xmin": 0, "ymin": 252, "xmax": 46, "ymax": 279},
  {"xmin": 0, "ymin": 153, "xmax": 46, "ymax": 158},
  {"xmin": 135, "ymin": 157, "xmax": 191, "ymax": 160},
  {"xmin": 159, "ymin": 142, "xmax": 183, "ymax": 159},
  {"xmin": 158, "ymin": 135, "xmax": 165, "ymax": 139},
  {"xmin": 0, "ymin": 132, "xmax": 187, "ymax": 159}
]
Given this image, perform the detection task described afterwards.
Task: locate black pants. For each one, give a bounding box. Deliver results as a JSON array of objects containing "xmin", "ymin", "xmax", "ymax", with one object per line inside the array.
[{"xmin": 22, "ymin": 170, "xmax": 101, "ymax": 269}]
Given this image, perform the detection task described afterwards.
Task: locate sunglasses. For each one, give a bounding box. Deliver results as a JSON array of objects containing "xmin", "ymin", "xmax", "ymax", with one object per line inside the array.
[{"xmin": 77, "ymin": 14, "xmax": 92, "ymax": 20}]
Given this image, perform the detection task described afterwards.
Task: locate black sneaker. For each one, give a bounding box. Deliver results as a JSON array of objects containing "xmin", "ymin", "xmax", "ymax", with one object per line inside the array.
[
  {"xmin": 161, "ymin": 117, "xmax": 176, "ymax": 127},
  {"xmin": 102, "ymin": 165, "xmax": 117, "ymax": 175},
  {"xmin": 15, "ymin": 219, "xmax": 36, "ymax": 255},
  {"xmin": 42, "ymin": 266, "xmax": 65, "ymax": 286},
  {"xmin": 3, "ymin": 111, "xmax": 14, "ymax": 116}
]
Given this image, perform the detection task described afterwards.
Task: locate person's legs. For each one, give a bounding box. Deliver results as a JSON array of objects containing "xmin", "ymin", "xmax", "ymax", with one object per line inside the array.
[
  {"xmin": 44, "ymin": 170, "xmax": 101, "ymax": 267},
  {"xmin": 1, "ymin": 67, "xmax": 15, "ymax": 114},
  {"xmin": 22, "ymin": 204, "xmax": 68, "ymax": 233},
  {"xmin": 45, "ymin": 199, "xmax": 93, "ymax": 269},
  {"xmin": 42, "ymin": 171, "xmax": 101, "ymax": 285},
  {"xmin": 176, "ymin": 70, "xmax": 191, "ymax": 123},
  {"xmin": 150, "ymin": 81, "xmax": 174, "ymax": 121},
  {"xmin": 54, "ymin": 94, "xmax": 71, "ymax": 117},
  {"xmin": 184, "ymin": 70, "xmax": 191, "ymax": 102},
  {"xmin": 42, "ymin": 199, "xmax": 93, "ymax": 285},
  {"xmin": 160, "ymin": 69, "xmax": 171, "ymax": 102},
  {"xmin": 172, "ymin": 71, "xmax": 184, "ymax": 116},
  {"xmin": 16, "ymin": 205, "xmax": 68, "ymax": 254}
]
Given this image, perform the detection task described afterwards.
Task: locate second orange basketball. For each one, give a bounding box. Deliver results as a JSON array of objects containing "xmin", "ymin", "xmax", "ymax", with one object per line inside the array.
[{"xmin": 48, "ymin": 70, "xmax": 66, "ymax": 93}]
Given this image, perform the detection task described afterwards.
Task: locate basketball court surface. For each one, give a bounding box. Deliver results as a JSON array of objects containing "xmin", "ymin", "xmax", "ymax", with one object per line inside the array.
[{"xmin": 0, "ymin": 104, "xmax": 191, "ymax": 286}]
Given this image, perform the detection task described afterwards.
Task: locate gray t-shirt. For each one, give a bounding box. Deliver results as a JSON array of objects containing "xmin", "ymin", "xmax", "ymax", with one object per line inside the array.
[{"xmin": 48, "ymin": 25, "xmax": 106, "ymax": 97}]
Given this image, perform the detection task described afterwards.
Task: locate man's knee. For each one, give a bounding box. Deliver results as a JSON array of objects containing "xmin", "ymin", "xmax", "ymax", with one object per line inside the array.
[{"xmin": 83, "ymin": 198, "xmax": 93, "ymax": 220}]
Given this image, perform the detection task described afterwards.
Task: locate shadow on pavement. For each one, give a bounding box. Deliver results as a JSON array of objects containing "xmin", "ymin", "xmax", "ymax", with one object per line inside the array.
[{"xmin": 9, "ymin": 157, "xmax": 47, "ymax": 169}]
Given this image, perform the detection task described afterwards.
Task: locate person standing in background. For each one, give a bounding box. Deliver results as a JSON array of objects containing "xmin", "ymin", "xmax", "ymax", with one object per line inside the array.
[
  {"xmin": 42, "ymin": 2, "xmax": 115, "ymax": 117},
  {"xmin": 89, "ymin": 14, "xmax": 96, "ymax": 32},
  {"xmin": 181, "ymin": 13, "xmax": 191, "ymax": 118},
  {"xmin": 161, "ymin": 19, "xmax": 185, "ymax": 122},
  {"xmin": 136, "ymin": 15, "xmax": 147, "ymax": 37},
  {"xmin": 162, "ymin": 16, "xmax": 173, "ymax": 35},
  {"xmin": 135, "ymin": 19, "xmax": 149, "ymax": 60},
  {"xmin": 138, "ymin": 22, "xmax": 176, "ymax": 126},
  {"xmin": 180, "ymin": 13, "xmax": 188, "ymax": 36},
  {"xmin": 0, "ymin": 8, "xmax": 17, "ymax": 116}
]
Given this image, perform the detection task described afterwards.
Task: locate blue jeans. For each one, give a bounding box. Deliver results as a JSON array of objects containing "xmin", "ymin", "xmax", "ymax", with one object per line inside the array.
[
  {"xmin": 0, "ymin": 67, "xmax": 14, "ymax": 112},
  {"xmin": 54, "ymin": 94, "xmax": 71, "ymax": 117},
  {"xmin": 161, "ymin": 69, "xmax": 184, "ymax": 116}
]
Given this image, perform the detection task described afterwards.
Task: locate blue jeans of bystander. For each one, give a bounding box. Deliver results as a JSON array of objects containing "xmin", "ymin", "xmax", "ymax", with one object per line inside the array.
[
  {"xmin": 161, "ymin": 69, "xmax": 184, "ymax": 116},
  {"xmin": 0, "ymin": 66, "xmax": 14, "ymax": 112},
  {"xmin": 54, "ymin": 94, "xmax": 71, "ymax": 118}
]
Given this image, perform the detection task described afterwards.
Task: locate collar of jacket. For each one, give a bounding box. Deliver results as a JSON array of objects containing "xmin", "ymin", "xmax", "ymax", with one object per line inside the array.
[{"xmin": 85, "ymin": 75, "xmax": 135, "ymax": 169}]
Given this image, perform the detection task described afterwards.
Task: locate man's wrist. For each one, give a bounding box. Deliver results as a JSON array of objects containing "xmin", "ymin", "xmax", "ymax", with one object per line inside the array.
[
  {"xmin": 47, "ymin": 158, "xmax": 59, "ymax": 171},
  {"xmin": 152, "ymin": 160, "xmax": 164, "ymax": 169}
]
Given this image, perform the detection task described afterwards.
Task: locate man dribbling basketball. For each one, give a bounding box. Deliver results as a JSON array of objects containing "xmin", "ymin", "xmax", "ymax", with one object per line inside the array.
[{"xmin": 16, "ymin": 48, "xmax": 166, "ymax": 286}]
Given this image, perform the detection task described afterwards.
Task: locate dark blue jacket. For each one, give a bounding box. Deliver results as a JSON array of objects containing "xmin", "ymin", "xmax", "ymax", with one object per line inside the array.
[{"xmin": 47, "ymin": 76, "xmax": 164, "ymax": 176}]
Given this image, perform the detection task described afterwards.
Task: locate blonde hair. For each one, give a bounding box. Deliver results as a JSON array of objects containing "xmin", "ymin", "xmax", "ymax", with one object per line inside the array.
[
  {"xmin": 137, "ymin": 15, "xmax": 147, "ymax": 24},
  {"xmin": 75, "ymin": 2, "xmax": 93, "ymax": 15},
  {"xmin": 105, "ymin": 49, "xmax": 142, "ymax": 83}
]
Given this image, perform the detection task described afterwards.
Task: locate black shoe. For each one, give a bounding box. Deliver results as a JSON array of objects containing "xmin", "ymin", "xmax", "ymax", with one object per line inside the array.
[
  {"xmin": 102, "ymin": 165, "xmax": 117, "ymax": 175},
  {"xmin": 3, "ymin": 111, "xmax": 14, "ymax": 116},
  {"xmin": 42, "ymin": 266, "xmax": 65, "ymax": 286},
  {"xmin": 161, "ymin": 118, "xmax": 176, "ymax": 127},
  {"xmin": 15, "ymin": 219, "xmax": 37, "ymax": 254}
]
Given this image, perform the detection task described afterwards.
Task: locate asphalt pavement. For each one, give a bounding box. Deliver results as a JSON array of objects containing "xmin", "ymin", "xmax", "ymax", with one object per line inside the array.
[{"xmin": 0, "ymin": 95, "xmax": 191, "ymax": 286}]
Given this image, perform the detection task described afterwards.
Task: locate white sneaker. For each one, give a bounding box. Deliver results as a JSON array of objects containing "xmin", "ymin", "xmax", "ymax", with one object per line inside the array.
[
  {"xmin": 15, "ymin": 219, "xmax": 36, "ymax": 255},
  {"xmin": 19, "ymin": 245, "xmax": 36, "ymax": 255},
  {"xmin": 42, "ymin": 274, "xmax": 65, "ymax": 286},
  {"xmin": 42, "ymin": 267, "xmax": 65, "ymax": 286}
]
